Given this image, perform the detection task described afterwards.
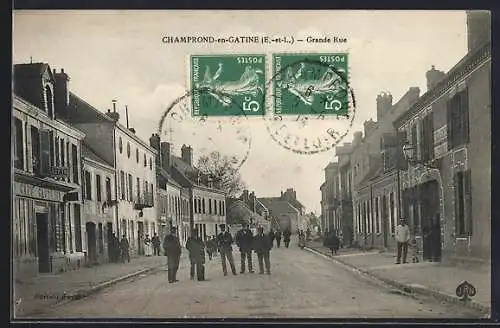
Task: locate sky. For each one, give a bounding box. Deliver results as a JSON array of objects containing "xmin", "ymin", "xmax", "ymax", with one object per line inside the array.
[{"xmin": 12, "ymin": 10, "xmax": 468, "ymax": 214}]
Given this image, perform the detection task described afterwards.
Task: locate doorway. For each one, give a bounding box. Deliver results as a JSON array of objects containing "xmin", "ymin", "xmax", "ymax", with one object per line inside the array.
[
  {"xmin": 382, "ymin": 195, "xmax": 388, "ymax": 248},
  {"xmin": 86, "ymin": 222, "xmax": 97, "ymax": 264},
  {"xmin": 420, "ymin": 180, "xmax": 442, "ymax": 261},
  {"xmin": 106, "ymin": 222, "xmax": 113, "ymax": 262},
  {"xmin": 36, "ymin": 213, "xmax": 51, "ymax": 273},
  {"xmin": 137, "ymin": 221, "xmax": 144, "ymax": 255}
]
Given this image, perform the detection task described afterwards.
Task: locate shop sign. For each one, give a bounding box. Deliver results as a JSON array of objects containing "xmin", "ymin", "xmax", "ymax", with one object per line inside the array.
[{"xmin": 14, "ymin": 182, "xmax": 64, "ymax": 202}]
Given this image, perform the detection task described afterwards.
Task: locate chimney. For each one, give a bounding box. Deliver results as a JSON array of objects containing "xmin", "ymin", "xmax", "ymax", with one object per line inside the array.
[
  {"xmin": 160, "ymin": 141, "xmax": 171, "ymax": 170},
  {"xmin": 353, "ymin": 131, "xmax": 363, "ymax": 146},
  {"xmin": 241, "ymin": 190, "xmax": 249, "ymax": 204},
  {"xmin": 376, "ymin": 92, "xmax": 393, "ymax": 121},
  {"xmin": 181, "ymin": 144, "xmax": 193, "ymax": 166},
  {"xmin": 106, "ymin": 100, "xmax": 120, "ymax": 122},
  {"xmin": 54, "ymin": 68, "xmax": 70, "ymax": 119},
  {"xmin": 363, "ymin": 119, "xmax": 376, "ymax": 137},
  {"xmin": 249, "ymin": 191, "xmax": 256, "ymax": 210},
  {"xmin": 467, "ymin": 10, "xmax": 491, "ymax": 52},
  {"xmin": 149, "ymin": 133, "xmax": 161, "ymax": 166},
  {"xmin": 426, "ymin": 66, "xmax": 446, "ymax": 91}
]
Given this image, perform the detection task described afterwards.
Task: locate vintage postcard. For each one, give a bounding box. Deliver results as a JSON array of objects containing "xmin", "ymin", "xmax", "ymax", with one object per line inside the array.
[{"xmin": 11, "ymin": 10, "xmax": 492, "ymax": 320}]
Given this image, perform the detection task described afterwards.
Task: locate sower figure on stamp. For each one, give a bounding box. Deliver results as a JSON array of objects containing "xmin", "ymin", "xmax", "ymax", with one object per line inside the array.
[
  {"xmin": 236, "ymin": 222, "xmax": 254, "ymax": 274},
  {"xmin": 186, "ymin": 228, "xmax": 206, "ymax": 281},
  {"xmin": 163, "ymin": 227, "xmax": 182, "ymax": 283},
  {"xmin": 395, "ymin": 218, "xmax": 410, "ymax": 264},
  {"xmin": 252, "ymin": 226, "xmax": 272, "ymax": 275},
  {"xmin": 217, "ymin": 224, "xmax": 237, "ymax": 276}
]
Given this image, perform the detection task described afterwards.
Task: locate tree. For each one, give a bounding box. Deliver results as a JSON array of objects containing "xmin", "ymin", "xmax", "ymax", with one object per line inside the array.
[{"xmin": 196, "ymin": 151, "xmax": 246, "ymax": 198}]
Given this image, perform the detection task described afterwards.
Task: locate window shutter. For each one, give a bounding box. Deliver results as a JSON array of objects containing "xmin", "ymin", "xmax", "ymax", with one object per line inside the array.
[
  {"xmin": 464, "ymin": 170, "xmax": 472, "ymax": 236},
  {"xmin": 453, "ymin": 173, "xmax": 461, "ymax": 236},
  {"xmin": 397, "ymin": 131, "xmax": 408, "ymax": 170},
  {"xmin": 39, "ymin": 130, "xmax": 51, "ymax": 177},
  {"xmin": 463, "ymin": 88, "xmax": 470, "ymax": 144},
  {"xmin": 446, "ymin": 99, "xmax": 452, "ymax": 150}
]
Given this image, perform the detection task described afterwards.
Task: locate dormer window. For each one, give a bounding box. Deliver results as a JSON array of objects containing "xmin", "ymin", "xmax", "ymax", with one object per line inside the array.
[{"xmin": 45, "ymin": 84, "xmax": 54, "ymax": 118}]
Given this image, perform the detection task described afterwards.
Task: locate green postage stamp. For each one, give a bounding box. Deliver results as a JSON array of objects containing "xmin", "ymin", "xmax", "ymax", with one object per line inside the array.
[
  {"xmin": 190, "ymin": 54, "xmax": 266, "ymax": 117},
  {"xmin": 272, "ymin": 53, "xmax": 349, "ymax": 116}
]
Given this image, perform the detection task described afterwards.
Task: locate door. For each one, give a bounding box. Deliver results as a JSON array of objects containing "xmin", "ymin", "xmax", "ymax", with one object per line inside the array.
[
  {"xmin": 382, "ymin": 195, "xmax": 388, "ymax": 248},
  {"xmin": 98, "ymin": 223, "xmax": 104, "ymax": 258},
  {"xmin": 421, "ymin": 180, "xmax": 441, "ymax": 261},
  {"xmin": 36, "ymin": 213, "xmax": 51, "ymax": 273},
  {"xmin": 86, "ymin": 222, "xmax": 97, "ymax": 264},
  {"xmin": 137, "ymin": 221, "xmax": 144, "ymax": 255},
  {"xmin": 106, "ymin": 222, "xmax": 113, "ymax": 261}
]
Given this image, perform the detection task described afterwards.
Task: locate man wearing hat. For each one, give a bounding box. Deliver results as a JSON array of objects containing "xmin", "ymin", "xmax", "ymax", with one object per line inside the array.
[
  {"xmin": 185, "ymin": 228, "xmax": 206, "ymax": 281},
  {"xmin": 163, "ymin": 227, "xmax": 182, "ymax": 283},
  {"xmin": 395, "ymin": 218, "xmax": 411, "ymax": 264},
  {"xmin": 216, "ymin": 224, "xmax": 237, "ymax": 276},
  {"xmin": 252, "ymin": 226, "xmax": 272, "ymax": 274},
  {"xmin": 236, "ymin": 222, "xmax": 255, "ymax": 274}
]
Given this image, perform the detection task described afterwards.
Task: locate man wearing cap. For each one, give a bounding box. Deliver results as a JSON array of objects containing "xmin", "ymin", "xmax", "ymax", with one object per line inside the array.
[
  {"xmin": 236, "ymin": 222, "xmax": 255, "ymax": 274},
  {"xmin": 217, "ymin": 224, "xmax": 237, "ymax": 276},
  {"xmin": 185, "ymin": 228, "xmax": 206, "ymax": 281},
  {"xmin": 395, "ymin": 218, "xmax": 411, "ymax": 264},
  {"xmin": 163, "ymin": 227, "xmax": 182, "ymax": 283},
  {"xmin": 252, "ymin": 226, "xmax": 272, "ymax": 274}
]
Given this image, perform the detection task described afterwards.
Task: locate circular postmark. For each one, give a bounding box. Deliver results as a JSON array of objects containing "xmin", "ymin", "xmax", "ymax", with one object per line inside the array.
[
  {"xmin": 157, "ymin": 89, "xmax": 252, "ymax": 170},
  {"xmin": 262, "ymin": 54, "xmax": 356, "ymax": 155}
]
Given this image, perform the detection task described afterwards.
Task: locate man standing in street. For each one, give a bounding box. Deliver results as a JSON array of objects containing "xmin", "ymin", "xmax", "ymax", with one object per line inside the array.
[
  {"xmin": 395, "ymin": 218, "xmax": 411, "ymax": 264},
  {"xmin": 283, "ymin": 228, "xmax": 291, "ymax": 248},
  {"xmin": 217, "ymin": 224, "xmax": 237, "ymax": 276},
  {"xmin": 163, "ymin": 227, "xmax": 182, "ymax": 283},
  {"xmin": 152, "ymin": 233, "xmax": 161, "ymax": 256},
  {"xmin": 236, "ymin": 222, "xmax": 254, "ymax": 274},
  {"xmin": 275, "ymin": 229, "xmax": 282, "ymax": 248},
  {"xmin": 186, "ymin": 228, "xmax": 206, "ymax": 281},
  {"xmin": 252, "ymin": 226, "xmax": 272, "ymax": 274},
  {"xmin": 120, "ymin": 234, "xmax": 130, "ymax": 263}
]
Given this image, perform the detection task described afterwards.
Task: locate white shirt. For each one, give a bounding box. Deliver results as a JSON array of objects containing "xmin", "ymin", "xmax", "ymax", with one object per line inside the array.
[{"xmin": 395, "ymin": 224, "xmax": 410, "ymax": 243}]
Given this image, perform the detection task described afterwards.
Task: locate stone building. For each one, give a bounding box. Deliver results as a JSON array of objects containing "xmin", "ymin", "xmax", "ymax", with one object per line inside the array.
[
  {"xmin": 12, "ymin": 63, "xmax": 85, "ymax": 277},
  {"xmin": 394, "ymin": 11, "xmax": 491, "ymax": 261},
  {"xmin": 335, "ymin": 142, "xmax": 354, "ymax": 247},
  {"xmin": 258, "ymin": 188, "xmax": 305, "ymax": 234}
]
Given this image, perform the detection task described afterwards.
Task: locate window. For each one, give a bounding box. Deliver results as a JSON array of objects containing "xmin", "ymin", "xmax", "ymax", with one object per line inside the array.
[
  {"xmin": 55, "ymin": 137, "xmax": 60, "ymax": 166},
  {"xmin": 136, "ymin": 177, "xmax": 141, "ymax": 201},
  {"xmin": 96, "ymin": 174, "xmax": 102, "ymax": 201},
  {"xmin": 105, "ymin": 177, "xmax": 112, "ymax": 202},
  {"xmin": 150, "ymin": 183, "xmax": 154, "ymax": 202},
  {"xmin": 128, "ymin": 174, "xmax": 133, "ymax": 201},
  {"xmin": 119, "ymin": 137, "xmax": 123, "ymax": 153},
  {"xmin": 74, "ymin": 204, "xmax": 82, "ymax": 252},
  {"xmin": 455, "ymin": 170, "xmax": 472, "ymax": 236},
  {"xmin": 71, "ymin": 144, "xmax": 79, "ymax": 183},
  {"xmin": 411, "ymin": 124, "xmax": 418, "ymax": 159},
  {"xmin": 214, "ymin": 200, "xmax": 217, "ymax": 215},
  {"xmin": 421, "ymin": 113, "xmax": 435, "ymax": 162},
  {"xmin": 209, "ymin": 199, "xmax": 212, "ymax": 214},
  {"xmin": 45, "ymin": 85, "xmax": 54, "ymax": 118},
  {"xmin": 60, "ymin": 139, "xmax": 65, "ymax": 167},
  {"xmin": 120, "ymin": 171, "xmax": 125, "ymax": 199},
  {"xmin": 194, "ymin": 198, "xmax": 198, "ymax": 213},
  {"xmin": 84, "ymin": 171, "xmax": 92, "ymax": 200},
  {"xmin": 198, "ymin": 198, "xmax": 202, "ymax": 214},
  {"xmin": 14, "ymin": 118, "xmax": 24, "ymax": 170},
  {"xmin": 149, "ymin": 158, "xmax": 152, "ymax": 170},
  {"xmin": 375, "ymin": 197, "xmax": 380, "ymax": 234},
  {"xmin": 127, "ymin": 142, "xmax": 131, "ymax": 158},
  {"xmin": 136, "ymin": 148, "xmax": 139, "ymax": 163},
  {"xmin": 202, "ymin": 198, "xmax": 206, "ymax": 214},
  {"xmin": 143, "ymin": 154, "xmax": 147, "ymax": 167},
  {"xmin": 222, "ymin": 201, "xmax": 225, "ymax": 216},
  {"xmin": 447, "ymin": 89, "xmax": 470, "ymax": 149}
]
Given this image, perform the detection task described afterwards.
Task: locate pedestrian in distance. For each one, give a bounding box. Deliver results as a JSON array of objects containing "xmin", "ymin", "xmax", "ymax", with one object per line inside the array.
[
  {"xmin": 275, "ymin": 229, "xmax": 282, "ymax": 248},
  {"xmin": 110, "ymin": 232, "xmax": 119, "ymax": 262},
  {"xmin": 306, "ymin": 228, "xmax": 311, "ymax": 241},
  {"xmin": 252, "ymin": 226, "xmax": 272, "ymax": 274},
  {"xmin": 120, "ymin": 235, "xmax": 130, "ymax": 263},
  {"xmin": 395, "ymin": 218, "xmax": 411, "ymax": 264},
  {"xmin": 186, "ymin": 228, "xmax": 206, "ymax": 281},
  {"xmin": 269, "ymin": 228, "xmax": 276, "ymax": 248},
  {"xmin": 282, "ymin": 228, "xmax": 291, "ymax": 248},
  {"xmin": 144, "ymin": 234, "xmax": 153, "ymax": 257},
  {"xmin": 325, "ymin": 231, "xmax": 340, "ymax": 255},
  {"xmin": 236, "ymin": 222, "xmax": 255, "ymax": 274},
  {"xmin": 206, "ymin": 236, "xmax": 214, "ymax": 261},
  {"xmin": 163, "ymin": 227, "xmax": 182, "ymax": 283},
  {"xmin": 152, "ymin": 233, "xmax": 161, "ymax": 256},
  {"xmin": 217, "ymin": 224, "xmax": 237, "ymax": 276},
  {"xmin": 298, "ymin": 230, "xmax": 306, "ymax": 249}
]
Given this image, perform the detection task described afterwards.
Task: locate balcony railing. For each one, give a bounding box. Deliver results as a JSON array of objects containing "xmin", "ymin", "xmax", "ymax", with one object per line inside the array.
[{"xmin": 134, "ymin": 192, "xmax": 154, "ymax": 210}]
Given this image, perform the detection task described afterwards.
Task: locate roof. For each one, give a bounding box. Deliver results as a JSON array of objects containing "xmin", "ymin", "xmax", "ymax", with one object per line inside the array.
[
  {"xmin": 258, "ymin": 198, "xmax": 300, "ymax": 216},
  {"xmin": 68, "ymin": 92, "xmax": 115, "ymax": 124},
  {"xmin": 14, "ymin": 63, "xmax": 52, "ymax": 79},
  {"xmin": 157, "ymin": 167, "xmax": 182, "ymax": 189},
  {"xmin": 170, "ymin": 156, "xmax": 225, "ymax": 195},
  {"xmin": 82, "ymin": 144, "xmax": 113, "ymax": 168},
  {"xmin": 357, "ymin": 156, "xmax": 383, "ymax": 187},
  {"xmin": 226, "ymin": 199, "xmax": 265, "ymax": 225}
]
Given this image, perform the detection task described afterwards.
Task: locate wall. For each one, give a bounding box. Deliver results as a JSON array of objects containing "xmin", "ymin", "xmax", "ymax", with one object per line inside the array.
[{"xmin": 192, "ymin": 187, "xmax": 226, "ymax": 241}]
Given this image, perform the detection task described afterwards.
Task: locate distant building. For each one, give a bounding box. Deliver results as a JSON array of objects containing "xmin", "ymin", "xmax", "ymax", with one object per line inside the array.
[
  {"xmin": 258, "ymin": 188, "xmax": 304, "ymax": 234},
  {"xmin": 13, "ymin": 63, "xmax": 85, "ymax": 277}
]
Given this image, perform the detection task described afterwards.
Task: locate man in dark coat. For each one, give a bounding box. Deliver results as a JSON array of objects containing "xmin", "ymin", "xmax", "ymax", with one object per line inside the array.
[
  {"xmin": 110, "ymin": 233, "xmax": 119, "ymax": 262},
  {"xmin": 236, "ymin": 223, "xmax": 255, "ymax": 274},
  {"xmin": 217, "ymin": 224, "xmax": 237, "ymax": 276},
  {"xmin": 152, "ymin": 233, "xmax": 161, "ymax": 256},
  {"xmin": 120, "ymin": 234, "xmax": 130, "ymax": 263},
  {"xmin": 163, "ymin": 227, "xmax": 182, "ymax": 283},
  {"xmin": 275, "ymin": 230, "xmax": 282, "ymax": 248},
  {"xmin": 185, "ymin": 228, "xmax": 206, "ymax": 281},
  {"xmin": 283, "ymin": 228, "xmax": 292, "ymax": 248},
  {"xmin": 206, "ymin": 236, "xmax": 215, "ymax": 260},
  {"xmin": 269, "ymin": 228, "xmax": 276, "ymax": 248},
  {"xmin": 325, "ymin": 231, "xmax": 340, "ymax": 255},
  {"xmin": 252, "ymin": 226, "xmax": 272, "ymax": 274}
]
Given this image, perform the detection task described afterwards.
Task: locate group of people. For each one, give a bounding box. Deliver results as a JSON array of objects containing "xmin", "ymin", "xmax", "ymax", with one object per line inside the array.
[
  {"xmin": 108, "ymin": 233, "xmax": 131, "ymax": 263},
  {"xmin": 267, "ymin": 228, "xmax": 292, "ymax": 248},
  {"xmin": 142, "ymin": 233, "xmax": 162, "ymax": 256},
  {"xmin": 161, "ymin": 223, "xmax": 295, "ymax": 283}
]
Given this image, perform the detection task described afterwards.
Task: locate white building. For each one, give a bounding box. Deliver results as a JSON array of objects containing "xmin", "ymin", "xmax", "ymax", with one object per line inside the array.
[
  {"xmin": 13, "ymin": 63, "xmax": 85, "ymax": 277},
  {"xmin": 81, "ymin": 144, "xmax": 116, "ymax": 264}
]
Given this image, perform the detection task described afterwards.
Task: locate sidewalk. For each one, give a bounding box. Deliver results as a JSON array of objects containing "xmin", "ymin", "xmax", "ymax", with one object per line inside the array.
[
  {"xmin": 13, "ymin": 255, "xmax": 167, "ymax": 318},
  {"xmin": 306, "ymin": 241, "xmax": 491, "ymax": 315}
]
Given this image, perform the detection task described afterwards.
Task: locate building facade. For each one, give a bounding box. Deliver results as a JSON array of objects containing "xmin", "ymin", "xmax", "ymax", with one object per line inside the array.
[
  {"xmin": 395, "ymin": 11, "xmax": 491, "ymax": 261},
  {"xmin": 81, "ymin": 144, "xmax": 116, "ymax": 264},
  {"xmin": 13, "ymin": 63, "xmax": 86, "ymax": 277}
]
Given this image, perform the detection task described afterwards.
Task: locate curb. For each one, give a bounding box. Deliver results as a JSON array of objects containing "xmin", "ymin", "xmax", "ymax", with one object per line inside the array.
[
  {"xmin": 23, "ymin": 264, "xmax": 163, "ymax": 316},
  {"xmin": 304, "ymin": 246, "xmax": 491, "ymax": 316}
]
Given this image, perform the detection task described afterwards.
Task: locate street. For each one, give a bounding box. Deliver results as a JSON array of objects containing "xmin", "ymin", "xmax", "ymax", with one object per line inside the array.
[{"xmin": 35, "ymin": 243, "xmax": 482, "ymax": 318}]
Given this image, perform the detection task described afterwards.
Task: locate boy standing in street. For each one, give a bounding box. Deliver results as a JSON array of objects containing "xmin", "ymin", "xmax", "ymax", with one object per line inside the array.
[{"xmin": 395, "ymin": 218, "xmax": 411, "ymax": 264}]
